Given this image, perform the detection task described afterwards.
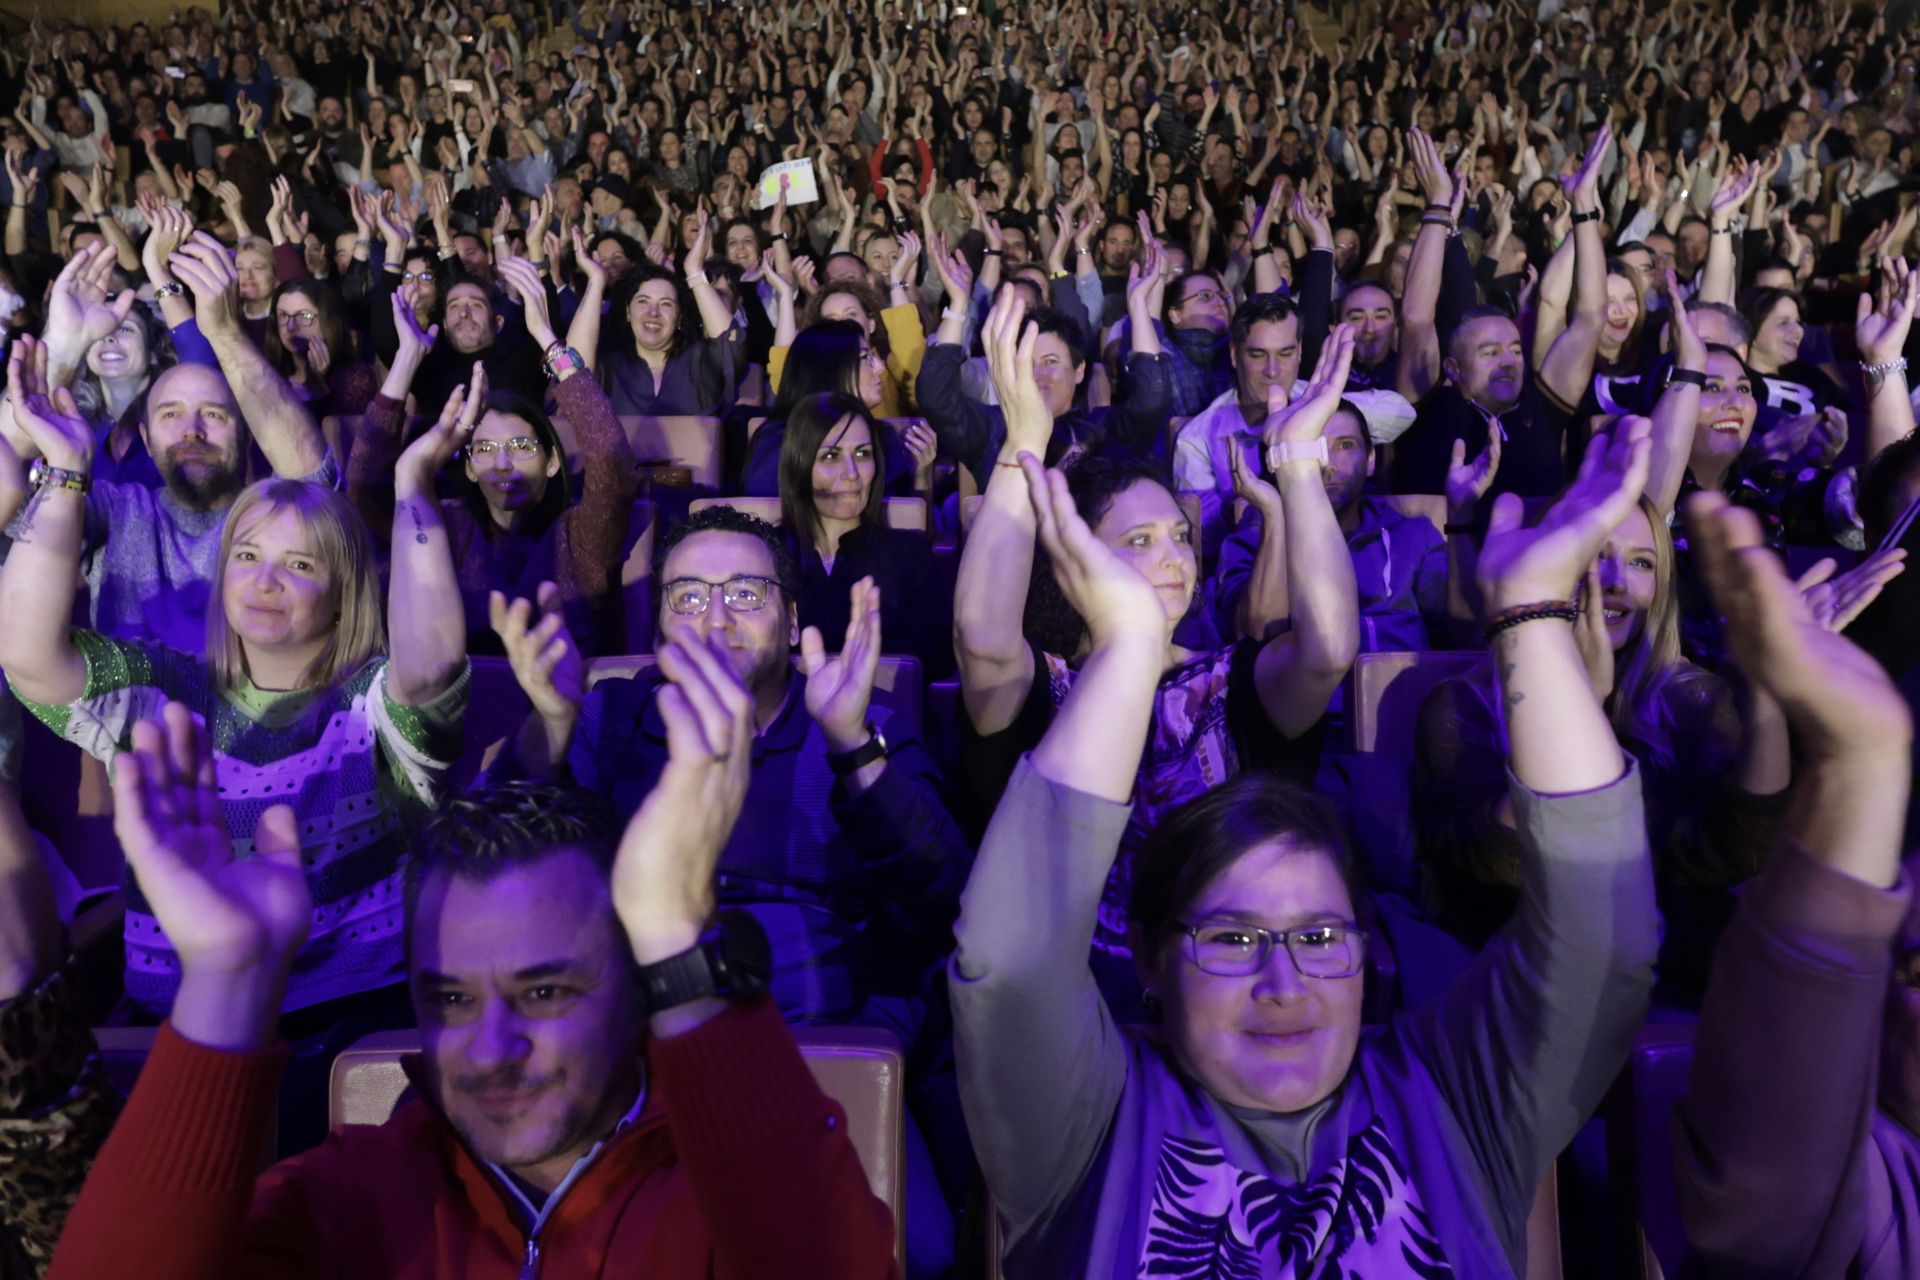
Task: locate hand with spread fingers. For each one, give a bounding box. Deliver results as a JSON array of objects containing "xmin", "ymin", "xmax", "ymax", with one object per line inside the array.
[
  {"xmin": 397, "ymin": 358, "xmax": 486, "ymax": 499},
  {"xmin": 112, "ymin": 702, "xmax": 311, "ymax": 1052},
  {"xmin": 613, "ymin": 634, "xmax": 756, "ymax": 965},
  {"xmin": 801, "ymin": 575, "xmax": 883, "ymax": 754}
]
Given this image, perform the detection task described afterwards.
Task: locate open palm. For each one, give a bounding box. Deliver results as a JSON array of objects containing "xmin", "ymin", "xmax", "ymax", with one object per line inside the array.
[
  {"xmin": 802, "ymin": 577, "xmax": 881, "ymax": 745},
  {"xmin": 112, "ymin": 704, "xmax": 312, "ymax": 977}
]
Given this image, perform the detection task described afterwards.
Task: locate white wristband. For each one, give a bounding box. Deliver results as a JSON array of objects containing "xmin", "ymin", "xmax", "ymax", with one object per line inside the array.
[{"xmin": 1267, "ymin": 438, "xmax": 1330, "ymax": 470}]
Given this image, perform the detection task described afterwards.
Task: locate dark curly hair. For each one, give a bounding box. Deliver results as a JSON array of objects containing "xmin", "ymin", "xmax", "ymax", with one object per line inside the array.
[
  {"xmin": 1024, "ymin": 453, "xmax": 1185, "ymax": 657},
  {"xmin": 653, "ymin": 502, "xmax": 801, "ymax": 601}
]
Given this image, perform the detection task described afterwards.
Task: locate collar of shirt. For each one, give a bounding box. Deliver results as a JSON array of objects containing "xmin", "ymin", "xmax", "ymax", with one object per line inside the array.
[{"xmin": 486, "ymin": 1071, "xmax": 651, "ymax": 1235}]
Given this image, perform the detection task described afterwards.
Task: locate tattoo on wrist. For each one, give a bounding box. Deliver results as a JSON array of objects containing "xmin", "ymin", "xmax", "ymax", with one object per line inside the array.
[
  {"xmin": 407, "ymin": 498, "xmax": 430, "ymax": 545},
  {"xmin": 1499, "ymin": 659, "xmax": 1524, "ymax": 708}
]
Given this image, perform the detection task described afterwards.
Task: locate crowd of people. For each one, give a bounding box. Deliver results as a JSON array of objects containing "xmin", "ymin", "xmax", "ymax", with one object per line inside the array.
[{"xmin": 1, "ymin": 0, "xmax": 1919, "ymax": 1275}]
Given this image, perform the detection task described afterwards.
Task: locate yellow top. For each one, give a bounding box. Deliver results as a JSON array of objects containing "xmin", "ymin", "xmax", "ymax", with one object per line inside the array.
[{"xmin": 767, "ymin": 304, "xmax": 927, "ymax": 419}]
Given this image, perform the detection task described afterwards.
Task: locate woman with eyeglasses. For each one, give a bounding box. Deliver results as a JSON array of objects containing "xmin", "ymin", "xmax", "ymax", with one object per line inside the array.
[
  {"xmin": 562, "ymin": 217, "xmax": 744, "ymax": 417},
  {"xmin": 952, "ymin": 409, "xmax": 1659, "ymax": 1279},
  {"xmin": 348, "ymin": 260, "xmax": 638, "ymax": 658},
  {"xmin": 265, "ymin": 280, "xmax": 379, "ymax": 421}
]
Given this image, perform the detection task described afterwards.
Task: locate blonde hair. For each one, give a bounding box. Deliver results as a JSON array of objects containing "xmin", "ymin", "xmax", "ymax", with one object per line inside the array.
[{"xmin": 207, "ymin": 479, "xmax": 385, "ymax": 694}]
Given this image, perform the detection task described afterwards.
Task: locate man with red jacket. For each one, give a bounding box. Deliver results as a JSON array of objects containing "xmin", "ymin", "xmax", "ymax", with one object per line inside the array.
[{"xmin": 47, "ymin": 635, "xmax": 900, "ymax": 1280}]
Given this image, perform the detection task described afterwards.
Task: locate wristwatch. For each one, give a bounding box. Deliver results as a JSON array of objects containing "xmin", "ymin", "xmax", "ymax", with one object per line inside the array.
[
  {"xmin": 1664, "ymin": 366, "xmax": 1707, "ymax": 389},
  {"xmin": 1267, "ymin": 437, "xmax": 1330, "ymax": 470},
  {"xmin": 826, "ymin": 722, "xmax": 889, "ymax": 776},
  {"xmin": 633, "ymin": 909, "xmax": 772, "ymax": 1015}
]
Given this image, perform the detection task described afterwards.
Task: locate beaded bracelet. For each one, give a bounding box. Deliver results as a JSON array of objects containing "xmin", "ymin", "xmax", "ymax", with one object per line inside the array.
[{"xmin": 1483, "ymin": 599, "xmax": 1580, "ymax": 641}]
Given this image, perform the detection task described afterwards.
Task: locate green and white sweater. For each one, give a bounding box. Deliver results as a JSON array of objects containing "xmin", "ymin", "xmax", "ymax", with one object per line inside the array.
[{"xmin": 19, "ymin": 632, "xmax": 469, "ymax": 1016}]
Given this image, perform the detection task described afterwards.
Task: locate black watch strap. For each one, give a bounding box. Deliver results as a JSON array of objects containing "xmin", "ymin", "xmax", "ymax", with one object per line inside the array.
[
  {"xmin": 1569, "ymin": 209, "xmax": 1602, "ymax": 225},
  {"xmin": 633, "ymin": 910, "xmax": 772, "ymax": 1015},
  {"xmin": 826, "ymin": 722, "xmax": 888, "ymax": 776},
  {"xmin": 1665, "ymin": 366, "xmax": 1707, "ymax": 389}
]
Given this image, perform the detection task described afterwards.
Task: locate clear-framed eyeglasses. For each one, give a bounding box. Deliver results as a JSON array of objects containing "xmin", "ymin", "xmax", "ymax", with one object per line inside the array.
[
  {"xmin": 662, "ymin": 575, "xmax": 780, "ymax": 616},
  {"xmin": 1175, "ymin": 919, "xmax": 1369, "ymax": 980},
  {"xmin": 277, "ymin": 308, "xmax": 320, "ymax": 327},
  {"xmin": 465, "ymin": 436, "xmax": 543, "ymax": 459}
]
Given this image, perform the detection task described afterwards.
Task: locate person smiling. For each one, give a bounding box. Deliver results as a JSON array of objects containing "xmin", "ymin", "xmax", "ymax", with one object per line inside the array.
[
  {"xmin": 349, "ymin": 263, "xmax": 637, "ymax": 658},
  {"xmin": 954, "ymin": 292, "xmax": 1358, "ymax": 980},
  {"xmin": 0, "ymin": 329, "xmax": 471, "ymax": 1027},
  {"xmin": 953, "ymin": 411, "xmax": 1660, "ymax": 1278}
]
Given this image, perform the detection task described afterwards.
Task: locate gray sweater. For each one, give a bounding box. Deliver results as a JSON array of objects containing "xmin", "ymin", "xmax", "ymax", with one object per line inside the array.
[{"xmin": 951, "ymin": 756, "xmax": 1657, "ymax": 1278}]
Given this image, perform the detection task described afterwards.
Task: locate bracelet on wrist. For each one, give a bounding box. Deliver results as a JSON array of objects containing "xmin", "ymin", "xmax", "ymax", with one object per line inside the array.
[
  {"xmin": 543, "ymin": 344, "xmax": 587, "ymax": 380},
  {"xmin": 1483, "ymin": 599, "xmax": 1580, "ymax": 641},
  {"xmin": 1863, "ymin": 356, "xmax": 1910, "ymax": 378},
  {"xmin": 27, "ymin": 459, "xmax": 90, "ymax": 494},
  {"xmin": 1569, "ymin": 209, "xmax": 1601, "ymax": 225},
  {"xmin": 153, "ymin": 280, "xmax": 187, "ymax": 298}
]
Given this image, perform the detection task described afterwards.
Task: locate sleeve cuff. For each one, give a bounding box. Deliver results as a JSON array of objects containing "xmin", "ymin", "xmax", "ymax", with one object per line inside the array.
[{"xmin": 1746, "ymin": 838, "xmax": 1913, "ymax": 958}]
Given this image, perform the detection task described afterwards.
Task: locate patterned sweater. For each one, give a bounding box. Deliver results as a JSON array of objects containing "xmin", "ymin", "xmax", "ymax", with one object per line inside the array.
[
  {"xmin": 16, "ymin": 633, "xmax": 469, "ymax": 1016},
  {"xmin": 952, "ymin": 757, "xmax": 1656, "ymax": 1279}
]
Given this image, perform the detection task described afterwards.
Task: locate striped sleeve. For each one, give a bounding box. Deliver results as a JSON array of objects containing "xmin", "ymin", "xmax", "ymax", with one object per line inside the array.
[
  {"xmin": 370, "ymin": 658, "xmax": 470, "ymax": 809},
  {"xmin": 13, "ymin": 632, "xmax": 193, "ymax": 765}
]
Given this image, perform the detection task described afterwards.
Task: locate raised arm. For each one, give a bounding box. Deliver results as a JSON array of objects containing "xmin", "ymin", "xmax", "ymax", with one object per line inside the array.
[
  {"xmin": 1672, "ymin": 491, "xmax": 1914, "ymax": 1277},
  {"xmin": 950, "ymin": 447, "xmax": 1164, "ymax": 1238},
  {"xmin": 385, "ymin": 363, "xmax": 476, "ymax": 707},
  {"xmin": 1697, "ymin": 158, "xmax": 1758, "ymax": 306},
  {"xmin": 167, "ymin": 233, "xmax": 327, "ymax": 478},
  {"xmin": 0, "ymin": 338, "xmax": 96, "ymax": 707},
  {"xmin": 953, "ymin": 292, "xmax": 1049, "ymax": 735},
  {"xmin": 1646, "ymin": 272, "xmax": 1707, "ymax": 517},
  {"xmin": 1535, "ymin": 125, "xmax": 1612, "ymax": 411},
  {"xmin": 1249, "ymin": 326, "xmax": 1361, "ymax": 737},
  {"xmin": 1857, "ymin": 258, "xmax": 1919, "ymax": 467},
  {"xmin": 682, "ymin": 212, "xmax": 736, "ymax": 339},
  {"xmin": 1396, "ymin": 129, "xmax": 1452, "ymax": 404},
  {"xmin": 612, "ymin": 635, "xmax": 898, "ymax": 1275},
  {"xmin": 1396, "ymin": 420, "xmax": 1659, "ymax": 1256},
  {"xmin": 562, "ymin": 226, "xmax": 609, "ymax": 370}
]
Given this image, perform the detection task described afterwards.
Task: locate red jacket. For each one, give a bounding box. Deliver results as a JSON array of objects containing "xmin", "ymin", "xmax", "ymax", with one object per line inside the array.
[{"xmin": 48, "ymin": 1001, "xmax": 899, "ymax": 1279}]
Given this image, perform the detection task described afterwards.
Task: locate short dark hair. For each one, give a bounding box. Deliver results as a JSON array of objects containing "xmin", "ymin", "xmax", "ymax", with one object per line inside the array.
[
  {"xmin": 1446, "ymin": 303, "xmax": 1518, "ymax": 360},
  {"xmin": 654, "ymin": 502, "xmax": 800, "ymax": 599},
  {"xmin": 1129, "ymin": 773, "xmax": 1363, "ymax": 964},
  {"xmin": 1683, "ymin": 300, "xmax": 1752, "ymax": 346},
  {"xmin": 1025, "ymin": 304, "xmax": 1087, "ymax": 367},
  {"xmin": 1230, "ymin": 292, "xmax": 1299, "ymax": 347},
  {"xmin": 1023, "ymin": 453, "xmax": 1177, "ymax": 655},
  {"xmin": 405, "ymin": 779, "xmax": 621, "ymax": 932}
]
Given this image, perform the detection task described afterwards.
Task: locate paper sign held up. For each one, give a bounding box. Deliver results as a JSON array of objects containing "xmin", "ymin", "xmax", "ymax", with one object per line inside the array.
[{"xmin": 756, "ymin": 159, "xmax": 820, "ymax": 210}]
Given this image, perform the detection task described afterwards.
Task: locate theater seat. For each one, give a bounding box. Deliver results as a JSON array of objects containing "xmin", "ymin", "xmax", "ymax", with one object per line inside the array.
[
  {"xmin": 449, "ymin": 657, "xmax": 532, "ymax": 791},
  {"xmin": 329, "ymin": 1024, "xmax": 907, "ymax": 1268},
  {"xmin": 548, "ymin": 416, "xmax": 722, "ymax": 490},
  {"xmin": 1351, "ymin": 650, "xmax": 1485, "ymax": 757},
  {"xmin": 619, "ymin": 497, "xmax": 660, "ymax": 655},
  {"xmin": 584, "ymin": 655, "xmax": 925, "ymax": 741},
  {"xmin": 689, "ymin": 495, "xmax": 931, "ymax": 533},
  {"xmin": 1605, "ymin": 1021, "xmax": 1698, "ymax": 1280}
]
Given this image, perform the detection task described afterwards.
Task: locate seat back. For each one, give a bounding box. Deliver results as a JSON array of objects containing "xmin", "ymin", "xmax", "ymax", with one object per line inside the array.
[
  {"xmin": 1606, "ymin": 1021, "xmax": 1698, "ymax": 1280},
  {"xmin": 619, "ymin": 497, "xmax": 661, "ymax": 655},
  {"xmin": 549, "ymin": 416, "xmax": 722, "ymax": 490},
  {"xmin": 584, "ymin": 655, "xmax": 924, "ymax": 740},
  {"xmin": 329, "ymin": 1025, "xmax": 907, "ymax": 1267},
  {"xmin": 689, "ymin": 495, "xmax": 930, "ymax": 533},
  {"xmin": 1351, "ymin": 650, "xmax": 1485, "ymax": 757},
  {"xmin": 449, "ymin": 657, "xmax": 533, "ymax": 790}
]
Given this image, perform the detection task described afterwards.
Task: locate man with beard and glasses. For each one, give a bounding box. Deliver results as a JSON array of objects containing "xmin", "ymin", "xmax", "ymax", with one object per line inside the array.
[{"xmin": 0, "ymin": 237, "xmax": 331, "ymax": 654}]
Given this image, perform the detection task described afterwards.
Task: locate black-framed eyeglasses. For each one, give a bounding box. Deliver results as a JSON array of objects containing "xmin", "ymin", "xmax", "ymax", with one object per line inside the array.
[
  {"xmin": 465, "ymin": 436, "xmax": 543, "ymax": 459},
  {"xmin": 662, "ymin": 575, "xmax": 779, "ymax": 616},
  {"xmin": 1174, "ymin": 919, "xmax": 1368, "ymax": 979}
]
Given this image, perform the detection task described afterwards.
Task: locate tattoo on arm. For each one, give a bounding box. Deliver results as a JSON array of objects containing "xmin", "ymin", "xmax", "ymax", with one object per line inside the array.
[
  {"xmin": 11, "ymin": 486, "xmax": 51, "ymax": 544},
  {"xmin": 1500, "ymin": 658, "xmax": 1525, "ymax": 707},
  {"xmin": 407, "ymin": 499, "xmax": 429, "ymax": 545}
]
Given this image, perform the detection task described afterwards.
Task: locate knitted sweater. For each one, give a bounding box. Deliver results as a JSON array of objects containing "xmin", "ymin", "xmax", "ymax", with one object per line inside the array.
[{"xmin": 16, "ymin": 634, "xmax": 469, "ymax": 1015}]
